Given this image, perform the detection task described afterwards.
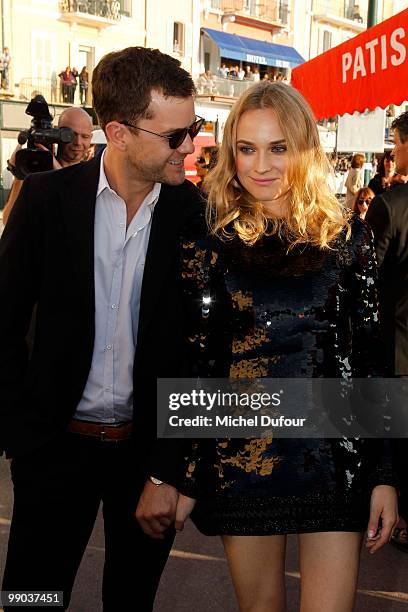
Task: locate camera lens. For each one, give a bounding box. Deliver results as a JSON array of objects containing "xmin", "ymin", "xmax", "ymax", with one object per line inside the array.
[{"xmin": 15, "ymin": 148, "xmax": 53, "ymax": 178}]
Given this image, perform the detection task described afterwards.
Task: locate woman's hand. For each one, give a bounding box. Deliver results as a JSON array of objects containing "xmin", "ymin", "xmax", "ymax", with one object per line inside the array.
[
  {"xmin": 175, "ymin": 494, "xmax": 196, "ymax": 532},
  {"xmin": 366, "ymin": 485, "xmax": 399, "ymax": 554}
]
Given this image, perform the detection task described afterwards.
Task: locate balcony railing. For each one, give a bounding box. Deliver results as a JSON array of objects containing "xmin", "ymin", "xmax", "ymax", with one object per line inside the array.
[
  {"xmin": 209, "ymin": 0, "xmax": 289, "ymax": 25},
  {"xmin": 59, "ymin": 0, "xmax": 121, "ymax": 23},
  {"xmin": 313, "ymin": 1, "xmax": 367, "ymax": 25},
  {"xmin": 18, "ymin": 77, "xmax": 90, "ymax": 107},
  {"xmin": 195, "ymin": 73, "xmax": 289, "ymax": 99}
]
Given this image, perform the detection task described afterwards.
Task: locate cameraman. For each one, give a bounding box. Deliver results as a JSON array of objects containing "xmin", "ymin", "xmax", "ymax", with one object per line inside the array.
[{"xmin": 3, "ymin": 106, "xmax": 93, "ymax": 225}]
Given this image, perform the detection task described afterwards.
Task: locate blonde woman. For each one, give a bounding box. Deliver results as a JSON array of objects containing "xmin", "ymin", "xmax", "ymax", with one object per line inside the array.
[
  {"xmin": 345, "ymin": 153, "xmax": 365, "ymax": 208},
  {"xmin": 156, "ymin": 82, "xmax": 398, "ymax": 611}
]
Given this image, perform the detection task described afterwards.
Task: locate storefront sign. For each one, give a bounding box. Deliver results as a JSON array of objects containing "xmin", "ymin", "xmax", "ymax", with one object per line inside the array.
[
  {"xmin": 246, "ymin": 54, "xmax": 267, "ymax": 64},
  {"xmin": 291, "ymin": 7, "xmax": 408, "ymax": 120}
]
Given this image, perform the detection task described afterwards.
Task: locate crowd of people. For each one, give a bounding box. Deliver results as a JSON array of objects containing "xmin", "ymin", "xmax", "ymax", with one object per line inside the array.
[
  {"xmin": 218, "ymin": 63, "xmax": 288, "ymax": 82},
  {"xmin": 336, "ymin": 150, "xmax": 408, "ymax": 221},
  {"xmin": 54, "ymin": 66, "xmax": 89, "ymax": 105},
  {"xmin": 197, "ymin": 66, "xmax": 289, "ymax": 95},
  {"xmin": 0, "ymin": 45, "xmax": 408, "ymax": 612},
  {"xmin": 329, "ymin": 149, "xmax": 408, "ymax": 211}
]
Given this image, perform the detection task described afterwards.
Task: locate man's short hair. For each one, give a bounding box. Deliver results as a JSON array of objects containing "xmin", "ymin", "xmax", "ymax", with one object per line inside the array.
[
  {"xmin": 392, "ymin": 111, "xmax": 408, "ymax": 144},
  {"xmin": 57, "ymin": 106, "xmax": 93, "ymax": 128},
  {"xmin": 92, "ymin": 47, "xmax": 196, "ymax": 130}
]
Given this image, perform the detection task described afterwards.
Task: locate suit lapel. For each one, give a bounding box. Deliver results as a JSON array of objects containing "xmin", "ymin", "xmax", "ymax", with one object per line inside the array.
[
  {"xmin": 60, "ymin": 154, "xmax": 101, "ymax": 334},
  {"xmin": 59, "ymin": 161, "xmax": 186, "ymax": 354},
  {"xmin": 138, "ymin": 184, "xmax": 181, "ymax": 341}
]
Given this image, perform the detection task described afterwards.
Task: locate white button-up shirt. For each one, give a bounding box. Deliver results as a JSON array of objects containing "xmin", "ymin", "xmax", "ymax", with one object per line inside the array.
[{"xmin": 75, "ymin": 151, "xmax": 161, "ymax": 423}]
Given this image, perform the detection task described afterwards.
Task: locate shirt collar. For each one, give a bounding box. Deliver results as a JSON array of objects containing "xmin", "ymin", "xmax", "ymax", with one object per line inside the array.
[{"xmin": 97, "ymin": 149, "xmax": 161, "ymax": 207}]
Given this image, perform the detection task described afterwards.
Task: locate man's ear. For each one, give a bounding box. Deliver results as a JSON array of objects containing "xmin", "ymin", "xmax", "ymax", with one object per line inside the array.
[{"xmin": 105, "ymin": 122, "xmax": 128, "ymax": 152}]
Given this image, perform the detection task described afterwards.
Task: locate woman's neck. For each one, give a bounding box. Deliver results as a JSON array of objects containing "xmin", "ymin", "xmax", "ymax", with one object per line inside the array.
[{"xmin": 262, "ymin": 198, "xmax": 289, "ymax": 219}]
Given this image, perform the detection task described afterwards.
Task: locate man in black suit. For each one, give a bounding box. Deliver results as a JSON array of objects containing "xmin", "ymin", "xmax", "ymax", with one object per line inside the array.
[
  {"xmin": 0, "ymin": 46, "xmax": 203, "ymax": 610},
  {"xmin": 365, "ymin": 111, "xmax": 408, "ymax": 551}
]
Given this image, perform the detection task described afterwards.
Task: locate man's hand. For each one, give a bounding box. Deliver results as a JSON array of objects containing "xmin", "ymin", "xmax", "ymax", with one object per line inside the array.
[
  {"xmin": 366, "ymin": 485, "xmax": 399, "ymax": 554},
  {"xmin": 8, "ymin": 143, "xmax": 22, "ymax": 166},
  {"xmin": 35, "ymin": 144, "xmax": 62, "ymax": 170},
  {"xmin": 175, "ymin": 494, "xmax": 196, "ymax": 532},
  {"xmin": 136, "ymin": 481, "xmax": 179, "ymax": 540}
]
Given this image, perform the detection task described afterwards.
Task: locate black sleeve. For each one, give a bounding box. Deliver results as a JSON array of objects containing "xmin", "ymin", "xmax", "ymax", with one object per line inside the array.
[
  {"xmin": 349, "ymin": 218, "xmax": 384, "ymax": 377},
  {"xmin": 174, "ymin": 236, "xmax": 231, "ymax": 499},
  {"xmin": 144, "ymin": 188, "xmax": 209, "ymax": 488},
  {"xmin": 0, "ymin": 176, "xmax": 41, "ymax": 454},
  {"xmin": 348, "ymin": 219, "xmax": 397, "ymax": 489},
  {"xmin": 365, "ymin": 195, "xmax": 392, "ymax": 268},
  {"xmin": 367, "ymin": 175, "xmax": 381, "ymax": 197}
]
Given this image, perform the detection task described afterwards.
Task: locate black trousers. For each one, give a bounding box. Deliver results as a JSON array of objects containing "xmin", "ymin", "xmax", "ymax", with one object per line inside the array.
[
  {"xmin": 2, "ymin": 434, "xmax": 175, "ymax": 611},
  {"xmin": 393, "ymin": 439, "xmax": 408, "ymax": 522}
]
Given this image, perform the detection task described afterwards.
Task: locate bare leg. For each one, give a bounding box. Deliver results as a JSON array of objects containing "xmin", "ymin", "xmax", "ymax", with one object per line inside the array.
[
  {"xmin": 298, "ymin": 531, "xmax": 363, "ymax": 612},
  {"xmin": 222, "ymin": 534, "xmax": 287, "ymax": 612}
]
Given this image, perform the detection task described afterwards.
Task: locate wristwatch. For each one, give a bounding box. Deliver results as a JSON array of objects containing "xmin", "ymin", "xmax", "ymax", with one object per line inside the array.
[{"xmin": 149, "ymin": 476, "xmax": 164, "ymax": 486}]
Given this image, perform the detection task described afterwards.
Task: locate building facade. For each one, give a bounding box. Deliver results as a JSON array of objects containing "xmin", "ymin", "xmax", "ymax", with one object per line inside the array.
[
  {"xmin": 294, "ymin": 0, "xmax": 405, "ymax": 61},
  {"xmin": 0, "ymin": 0, "xmax": 407, "ymax": 202},
  {"xmin": 0, "ymin": 0, "xmax": 198, "ymax": 203}
]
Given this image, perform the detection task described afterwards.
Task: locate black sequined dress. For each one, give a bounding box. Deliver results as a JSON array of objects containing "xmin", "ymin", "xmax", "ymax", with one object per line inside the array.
[{"xmin": 179, "ymin": 217, "xmax": 395, "ymax": 535}]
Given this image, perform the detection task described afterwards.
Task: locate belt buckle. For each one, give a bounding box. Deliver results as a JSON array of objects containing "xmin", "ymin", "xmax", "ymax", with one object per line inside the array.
[{"xmin": 99, "ymin": 427, "xmax": 119, "ymax": 443}]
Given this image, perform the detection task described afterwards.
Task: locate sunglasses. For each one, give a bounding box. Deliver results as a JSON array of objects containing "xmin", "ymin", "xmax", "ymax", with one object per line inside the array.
[
  {"xmin": 358, "ymin": 198, "xmax": 372, "ymax": 203},
  {"xmin": 121, "ymin": 116, "xmax": 204, "ymax": 149}
]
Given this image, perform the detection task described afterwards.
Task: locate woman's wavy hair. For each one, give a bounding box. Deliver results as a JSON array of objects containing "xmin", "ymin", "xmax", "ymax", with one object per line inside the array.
[
  {"xmin": 204, "ymin": 81, "xmax": 350, "ymax": 248},
  {"xmin": 377, "ymin": 150, "xmax": 394, "ymax": 178}
]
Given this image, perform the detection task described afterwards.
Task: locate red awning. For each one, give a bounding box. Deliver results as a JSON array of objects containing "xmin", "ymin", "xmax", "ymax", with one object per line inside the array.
[{"xmin": 291, "ymin": 8, "xmax": 408, "ymax": 120}]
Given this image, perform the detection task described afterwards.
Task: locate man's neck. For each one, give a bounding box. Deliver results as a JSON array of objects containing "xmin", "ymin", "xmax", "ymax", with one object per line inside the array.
[
  {"xmin": 103, "ymin": 148, "xmax": 155, "ymax": 221},
  {"xmin": 57, "ymin": 157, "xmax": 80, "ymax": 169}
]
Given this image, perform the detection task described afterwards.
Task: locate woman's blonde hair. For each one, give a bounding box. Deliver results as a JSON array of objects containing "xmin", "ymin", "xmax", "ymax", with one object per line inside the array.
[{"xmin": 204, "ymin": 81, "xmax": 350, "ymax": 248}]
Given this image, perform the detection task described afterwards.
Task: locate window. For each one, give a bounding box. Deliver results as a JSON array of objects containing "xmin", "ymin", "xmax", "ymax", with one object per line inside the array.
[
  {"xmin": 345, "ymin": 1, "xmax": 363, "ymax": 22},
  {"xmin": 204, "ymin": 52, "xmax": 210, "ymax": 72},
  {"xmin": 323, "ymin": 31, "xmax": 332, "ymax": 52},
  {"xmin": 119, "ymin": 0, "xmax": 132, "ymax": 17},
  {"xmin": 31, "ymin": 31, "xmax": 56, "ymax": 80},
  {"xmin": 245, "ymin": 0, "xmax": 258, "ymax": 16},
  {"xmin": 210, "ymin": 0, "xmax": 221, "ymax": 8},
  {"xmin": 279, "ymin": 0, "xmax": 289, "ymax": 24},
  {"xmin": 173, "ymin": 22, "xmax": 184, "ymax": 55}
]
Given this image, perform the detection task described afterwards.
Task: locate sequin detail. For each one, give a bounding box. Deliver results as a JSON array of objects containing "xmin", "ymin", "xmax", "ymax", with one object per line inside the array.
[{"xmin": 179, "ymin": 217, "xmax": 396, "ymax": 535}]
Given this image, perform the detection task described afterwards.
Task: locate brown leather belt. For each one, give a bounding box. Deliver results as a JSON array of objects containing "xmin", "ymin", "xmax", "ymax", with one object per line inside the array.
[{"xmin": 67, "ymin": 419, "xmax": 133, "ymax": 442}]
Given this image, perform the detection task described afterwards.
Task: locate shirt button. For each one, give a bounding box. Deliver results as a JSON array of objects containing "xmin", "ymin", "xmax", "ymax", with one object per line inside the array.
[
  {"xmin": 105, "ymin": 386, "xmax": 112, "ymax": 391},
  {"xmin": 106, "ymin": 344, "xmax": 112, "ymax": 351},
  {"xmin": 119, "ymin": 223, "xmax": 125, "ymax": 228},
  {"xmin": 111, "ymin": 304, "xmax": 117, "ymax": 309}
]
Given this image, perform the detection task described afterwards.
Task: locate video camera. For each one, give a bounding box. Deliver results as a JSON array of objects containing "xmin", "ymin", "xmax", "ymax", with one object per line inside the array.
[{"xmin": 14, "ymin": 95, "xmax": 74, "ymax": 178}]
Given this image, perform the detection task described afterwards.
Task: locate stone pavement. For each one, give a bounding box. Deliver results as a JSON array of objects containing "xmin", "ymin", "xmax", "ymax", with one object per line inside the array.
[{"xmin": 1, "ymin": 456, "xmax": 408, "ymax": 611}]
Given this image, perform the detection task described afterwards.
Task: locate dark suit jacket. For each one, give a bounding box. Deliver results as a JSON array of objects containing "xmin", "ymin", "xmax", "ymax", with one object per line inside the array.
[
  {"xmin": 365, "ymin": 183, "xmax": 408, "ymax": 375},
  {"xmin": 0, "ymin": 153, "xmax": 204, "ymax": 484}
]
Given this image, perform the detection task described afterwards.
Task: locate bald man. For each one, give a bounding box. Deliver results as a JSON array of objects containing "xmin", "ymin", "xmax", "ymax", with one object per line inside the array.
[
  {"xmin": 2, "ymin": 106, "xmax": 93, "ymax": 225},
  {"xmin": 56, "ymin": 106, "xmax": 93, "ymax": 167}
]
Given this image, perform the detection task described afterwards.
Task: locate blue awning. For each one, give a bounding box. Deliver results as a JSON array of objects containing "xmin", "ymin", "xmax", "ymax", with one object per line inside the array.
[{"xmin": 202, "ymin": 28, "xmax": 304, "ymax": 69}]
